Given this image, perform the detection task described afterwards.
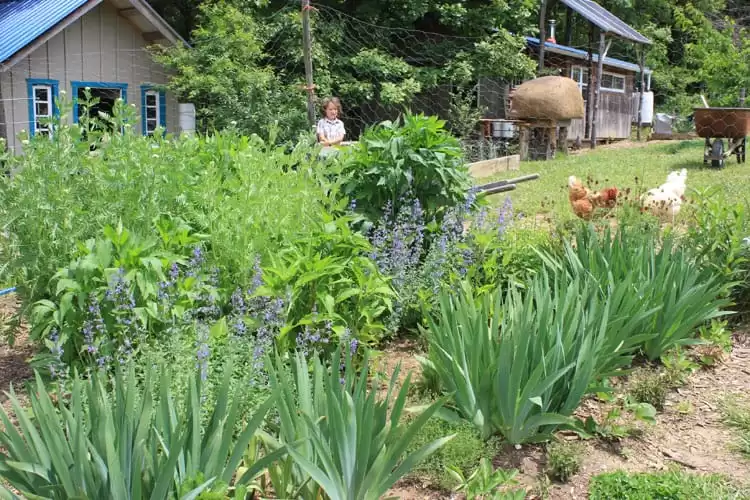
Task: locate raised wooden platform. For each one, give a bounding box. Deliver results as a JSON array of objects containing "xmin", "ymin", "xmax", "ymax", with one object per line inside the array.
[{"xmin": 468, "ymin": 154, "xmax": 520, "ymax": 178}]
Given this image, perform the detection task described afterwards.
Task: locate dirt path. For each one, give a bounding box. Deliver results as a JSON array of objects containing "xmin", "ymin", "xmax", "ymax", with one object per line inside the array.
[{"xmin": 0, "ymin": 295, "xmax": 33, "ymax": 416}]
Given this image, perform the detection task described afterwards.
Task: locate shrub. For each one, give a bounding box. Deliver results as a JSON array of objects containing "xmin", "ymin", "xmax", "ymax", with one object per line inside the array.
[
  {"xmin": 263, "ymin": 347, "xmax": 453, "ymax": 500},
  {"xmin": 339, "ymin": 112, "xmax": 472, "ymax": 225},
  {"xmin": 628, "ymin": 369, "xmax": 669, "ymax": 411},
  {"xmin": 546, "ymin": 441, "xmax": 583, "ymax": 482},
  {"xmin": 0, "ymin": 362, "xmax": 281, "ymax": 499},
  {"xmin": 405, "ymin": 418, "xmax": 495, "ymax": 490},
  {"xmin": 420, "ymin": 274, "xmax": 610, "ymax": 443}
]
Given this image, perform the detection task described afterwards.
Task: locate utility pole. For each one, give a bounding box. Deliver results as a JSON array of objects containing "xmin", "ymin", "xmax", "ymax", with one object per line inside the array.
[{"xmin": 301, "ymin": 0, "xmax": 316, "ymax": 126}]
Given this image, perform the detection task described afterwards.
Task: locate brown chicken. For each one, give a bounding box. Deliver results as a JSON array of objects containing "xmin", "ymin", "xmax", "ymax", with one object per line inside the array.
[{"xmin": 568, "ymin": 176, "xmax": 619, "ymax": 219}]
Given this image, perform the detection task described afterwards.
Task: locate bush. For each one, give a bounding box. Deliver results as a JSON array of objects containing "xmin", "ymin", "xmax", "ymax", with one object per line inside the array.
[
  {"xmin": 339, "ymin": 112, "xmax": 472, "ymax": 225},
  {"xmin": 0, "ymin": 362, "xmax": 280, "ymax": 499},
  {"xmin": 628, "ymin": 369, "xmax": 669, "ymax": 411},
  {"xmin": 406, "ymin": 418, "xmax": 495, "ymax": 490},
  {"xmin": 546, "ymin": 441, "xmax": 583, "ymax": 482}
]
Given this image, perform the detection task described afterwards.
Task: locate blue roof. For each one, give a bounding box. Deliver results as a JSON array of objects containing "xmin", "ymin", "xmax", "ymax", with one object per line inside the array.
[
  {"xmin": 0, "ymin": 0, "xmax": 93, "ymax": 64},
  {"xmin": 526, "ymin": 37, "xmax": 652, "ymax": 74}
]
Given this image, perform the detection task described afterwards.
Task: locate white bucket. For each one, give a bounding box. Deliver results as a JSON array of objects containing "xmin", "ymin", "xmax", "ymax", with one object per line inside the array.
[{"xmin": 178, "ymin": 103, "xmax": 196, "ymax": 135}]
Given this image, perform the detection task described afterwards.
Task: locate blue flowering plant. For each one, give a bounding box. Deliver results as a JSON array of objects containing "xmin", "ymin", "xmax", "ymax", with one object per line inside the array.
[{"xmin": 30, "ymin": 220, "xmax": 214, "ymax": 375}]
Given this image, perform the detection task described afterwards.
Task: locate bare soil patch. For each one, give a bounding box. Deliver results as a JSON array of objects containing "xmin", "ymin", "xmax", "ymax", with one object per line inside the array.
[{"xmin": 0, "ymin": 295, "xmax": 32, "ymax": 414}]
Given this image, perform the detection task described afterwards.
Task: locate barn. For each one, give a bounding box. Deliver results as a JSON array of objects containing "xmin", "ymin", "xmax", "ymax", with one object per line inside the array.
[{"xmin": 0, "ymin": 0, "xmax": 186, "ymax": 154}]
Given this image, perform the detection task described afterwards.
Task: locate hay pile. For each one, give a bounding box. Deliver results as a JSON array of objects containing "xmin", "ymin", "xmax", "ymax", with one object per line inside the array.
[{"xmin": 509, "ymin": 76, "xmax": 585, "ymax": 121}]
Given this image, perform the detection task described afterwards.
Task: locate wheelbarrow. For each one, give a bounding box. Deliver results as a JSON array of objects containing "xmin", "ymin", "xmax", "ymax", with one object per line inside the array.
[{"xmin": 694, "ymin": 107, "xmax": 750, "ymax": 168}]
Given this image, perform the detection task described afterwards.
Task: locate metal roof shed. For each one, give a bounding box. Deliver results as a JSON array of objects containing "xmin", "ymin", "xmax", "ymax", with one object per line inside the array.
[{"xmin": 537, "ymin": 0, "xmax": 651, "ymax": 147}]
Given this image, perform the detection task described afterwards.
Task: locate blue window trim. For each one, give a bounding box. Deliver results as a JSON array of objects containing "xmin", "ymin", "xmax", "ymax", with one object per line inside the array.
[
  {"xmin": 140, "ymin": 84, "xmax": 167, "ymax": 136},
  {"xmin": 27, "ymin": 78, "xmax": 60, "ymax": 137},
  {"xmin": 70, "ymin": 81, "xmax": 128, "ymax": 123}
]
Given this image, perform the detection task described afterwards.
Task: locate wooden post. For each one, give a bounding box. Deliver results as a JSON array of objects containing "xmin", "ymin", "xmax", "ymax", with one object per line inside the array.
[
  {"xmin": 637, "ymin": 47, "xmax": 646, "ymax": 141},
  {"xmin": 585, "ymin": 25, "xmax": 595, "ymax": 139},
  {"xmin": 590, "ymin": 31, "xmax": 608, "ymax": 149},
  {"xmin": 301, "ymin": 0, "xmax": 316, "ymax": 126},
  {"xmin": 564, "ymin": 7, "xmax": 573, "ymax": 46},
  {"xmin": 538, "ymin": 0, "xmax": 547, "ymax": 73}
]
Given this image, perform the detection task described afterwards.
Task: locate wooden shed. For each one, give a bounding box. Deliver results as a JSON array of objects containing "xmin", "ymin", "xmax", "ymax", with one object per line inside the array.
[{"xmin": 0, "ymin": 0, "xmax": 187, "ymax": 154}]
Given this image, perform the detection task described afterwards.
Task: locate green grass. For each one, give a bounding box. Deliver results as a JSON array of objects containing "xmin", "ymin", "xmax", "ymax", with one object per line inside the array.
[
  {"xmin": 721, "ymin": 396, "xmax": 750, "ymax": 459},
  {"xmin": 483, "ymin": 140, "xmax": 750, "ymax": 220},
  {"xmin": 589, "ymin": 470, "xmax": 750, "ymax": 499}
]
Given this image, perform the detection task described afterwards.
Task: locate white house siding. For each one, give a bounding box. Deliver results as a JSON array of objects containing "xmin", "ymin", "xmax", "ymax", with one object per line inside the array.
[{"xmin": 0, "ymin": 0, "xmax": 178, "ymax": 153}]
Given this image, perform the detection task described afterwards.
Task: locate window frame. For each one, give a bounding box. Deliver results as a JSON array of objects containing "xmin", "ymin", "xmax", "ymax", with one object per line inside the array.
[
  {"xmin": 140, "ymin": 85, "xmax": 167, "ymax": 136},
  {"xmin": 70, "ymin": 81, "xmax": 128, "ymax": 123},
  {"xmin": 570, "ymin": 66, "xmax": 627, "ymax": 94},
  {"xmin": 26, "ymin": 78, "xmax": 60, "ymax": 137}
]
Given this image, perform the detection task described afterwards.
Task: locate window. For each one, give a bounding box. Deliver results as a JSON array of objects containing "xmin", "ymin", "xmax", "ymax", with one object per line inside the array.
[
  {"xmin": 570, "ymin": 66, "xmax": 589, "ymax": 91},
  {"xmin": 140, "ymin": 86, "xmax": 166, "ymax": 136},
  {"xmin": 570, "ymin": 66, "xmax": 626, "ymax": 93},
  {"xmin": 600, "ymin": 72, "xmax": 626, "ymax": 92},
  {"xmin": 71, "ymin": 82, "xmax": 128, "ymax": 132},
  {"xmin": 27, "ymin": 79, "xmax": 60, "ymax": 137}
]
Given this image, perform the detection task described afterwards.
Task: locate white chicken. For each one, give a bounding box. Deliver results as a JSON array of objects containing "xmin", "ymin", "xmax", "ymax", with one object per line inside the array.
[{"xmin": 641, "ymin": 168, "xmax": 687, "ymax": 221}]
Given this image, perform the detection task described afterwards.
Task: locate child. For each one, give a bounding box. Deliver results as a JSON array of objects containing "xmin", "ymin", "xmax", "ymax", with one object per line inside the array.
[{"xmin": 317, "ymin": 97, "xmax": 346, "ymax": 146}]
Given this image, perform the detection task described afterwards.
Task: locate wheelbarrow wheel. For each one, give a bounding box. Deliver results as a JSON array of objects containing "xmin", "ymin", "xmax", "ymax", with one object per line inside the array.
[{"xmin": 711, "ymin": 139, "xmax": 725, "ymax": 168}]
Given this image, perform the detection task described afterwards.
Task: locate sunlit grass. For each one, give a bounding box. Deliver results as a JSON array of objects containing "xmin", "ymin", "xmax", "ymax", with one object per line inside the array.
[{"xmin": 480, "ymin": 140, "xmax": 750, "ymax": 221}]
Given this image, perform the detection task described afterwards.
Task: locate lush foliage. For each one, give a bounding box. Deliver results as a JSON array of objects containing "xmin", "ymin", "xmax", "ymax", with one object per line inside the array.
[
  {"xmin": 0, "ymin": 363, "xmax": 281, "ymax": 499},
  {"xmin": 589, "ymin": 470, "xmax": 750, "ymax": 499},
  {"xmin": 152, "ymin": 2, "xmax": 307, "ymax": 140},
  {"xmin": 420, "ymin": 274, "xmax": 609, "ymax": 444},
  {"xmin": 263, "ymin": 347, "xmax": 452, "ymax": 500},
  {"xmin": 339, "ymin": 113, "xmax": 472, "ymax": 224}
]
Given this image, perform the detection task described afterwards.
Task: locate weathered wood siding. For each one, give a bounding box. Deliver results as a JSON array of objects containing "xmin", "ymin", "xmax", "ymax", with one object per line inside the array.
[
  {"xmin": 569, "ymin": 93, "xmax": 633, "ymax": 140},
  {"xmin": 0, "ymin": 1, "xmax": 178, "ymax": 153}
]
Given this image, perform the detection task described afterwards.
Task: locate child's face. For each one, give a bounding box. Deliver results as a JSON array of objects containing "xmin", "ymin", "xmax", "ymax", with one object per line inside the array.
[{"xmin": 325, "ymin": 103, "xmax": 338, "ymax": 120}]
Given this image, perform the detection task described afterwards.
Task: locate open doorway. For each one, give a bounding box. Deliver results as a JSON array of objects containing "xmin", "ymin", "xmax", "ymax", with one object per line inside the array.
[{"xmin": 75, "ymin": 86, "xmax": 125, "ymax": 132}]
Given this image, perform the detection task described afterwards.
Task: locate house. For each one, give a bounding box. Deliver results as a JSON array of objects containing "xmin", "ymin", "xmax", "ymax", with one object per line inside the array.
[
  {"xmin": 525, "ymin": 35, "xmax": 653, "ymax": 140},
  {"xmin": 0, "ymin": 0, "xmax": 186, "ymax": 154}
]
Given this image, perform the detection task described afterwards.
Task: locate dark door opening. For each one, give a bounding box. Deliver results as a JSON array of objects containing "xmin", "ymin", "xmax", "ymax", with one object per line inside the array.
[{"xmin": 76, "ymin": 87, "xmax": 122, "ymax": 132}]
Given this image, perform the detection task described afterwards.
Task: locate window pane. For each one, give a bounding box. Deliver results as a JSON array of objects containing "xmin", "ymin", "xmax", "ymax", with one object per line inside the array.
[
  {"xmin": 146, "ymin": 94, "xmax": 157, "ymax": 106},
  {"xmin": 147, "ymin": 108, "xmax": 157, "ymax": 119},
  {"xmin": 36, "ymin": 102, "xmax": 49, "ymax": 116},
  {"xmin": 34, "ymin": 87, "xmax": 49, "ymax": 101}
]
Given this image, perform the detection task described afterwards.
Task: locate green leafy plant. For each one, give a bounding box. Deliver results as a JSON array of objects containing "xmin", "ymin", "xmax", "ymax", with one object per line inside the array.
[
  {"xmin": 573, "ymin": 400, "xmax": 656, "ymax": 442},
  {"xmin": 420, "ymin": 274, "xmax": 611, "ymax": 444},
  {"xmin": 662, "ymin": 348, "xmax": 700, "ymax": 386},
  {"xmin": 29, "ymin": 221, "xmax": 212, "ymax": 372},
  {"xmin": 339, "ymin": 112, "xmax": 472, "ymax": 224},
  {"xmin": 546, "ymin": 441, "xmax": 583, "ymax": 483},
  {"xmin": 448, "ymin": 458, "xmax": 526, "ymax": 500},
  {"xmin": 261, "ymin": 212, "xmax": 396, "ymax": 351},
  {"xmin": 628, "ymin": 369, "xmax": 670, "ymax": 411},
  {"xmin": 589, "ymin": 470, "xmax": 750, "ymax": 499},
  {"xmin": 263, "ymin": 346, "xmax": 453, "ymax": 500},
  {"xmin": 0, "ymin": 362, "xmax": 283, "ymax": 499}
]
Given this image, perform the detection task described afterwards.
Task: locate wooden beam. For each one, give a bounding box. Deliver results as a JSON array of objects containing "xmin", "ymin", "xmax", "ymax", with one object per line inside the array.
[
  {"xmin": 564, "ymin": 7, "xmax": 573, "ymax": 46},
  {"xmin": 590, "ymin": 31, "xmax": 608, "ymax": 149},
  {"xmin": 585, "ymin": 25, "xmax": 595, "ymax": 139},
  {"xmin": 538, "ymin": 0, "xmax": 547, "ymax": 74},
  {"xmin": 637, "ymin": 47, "xmax": 646, "ymax": 141},
  {"xmin": 118, "ymin": 7, "xmax": 138, "ymax": 17}
]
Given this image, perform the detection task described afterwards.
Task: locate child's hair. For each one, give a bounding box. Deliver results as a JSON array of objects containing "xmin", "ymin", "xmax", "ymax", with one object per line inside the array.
[{"xmin": 321, "ymin": 97, "xmax": 342, "ymax": 115}]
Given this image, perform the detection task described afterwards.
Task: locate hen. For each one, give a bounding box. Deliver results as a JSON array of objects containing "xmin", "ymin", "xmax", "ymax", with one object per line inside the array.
[
  {"xmin": 568, "ymin": 176, "xmax": 619, "ymax": 220},
  {"xmin": 641, "ymin": 169, "xmax": 687, "ymax": 222}
]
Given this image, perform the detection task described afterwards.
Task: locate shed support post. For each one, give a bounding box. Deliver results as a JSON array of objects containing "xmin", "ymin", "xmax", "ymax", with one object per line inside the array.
[
  {"xmin": 637, "ymin": 48, "xmax": 646, "ymax": 141},
  {"xmin": 301, "ymin": 0, "xmax": 316, "ymax": 127},
  {"xmin": 591, "ymin": 31, "xmax": 608, "ymax": 149}
]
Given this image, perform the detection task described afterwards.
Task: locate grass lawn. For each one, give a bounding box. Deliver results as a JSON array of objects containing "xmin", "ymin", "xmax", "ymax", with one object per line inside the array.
[{"xmin": 482, "ymin": 140, "xmax": 750, "ymax": 221}]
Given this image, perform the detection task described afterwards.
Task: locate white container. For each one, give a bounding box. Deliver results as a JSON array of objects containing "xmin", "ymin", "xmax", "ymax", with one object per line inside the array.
[
  {"xmin": 640, "ymin": 91, "xmax": 654, "ymax": 125},
  {"xmin": 491, "ymin": 120, "xmax": 516, "ymax": 138},
  {"xmin": 178, "ymin": 103, "xmax": 196, "ymax": 135}
]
